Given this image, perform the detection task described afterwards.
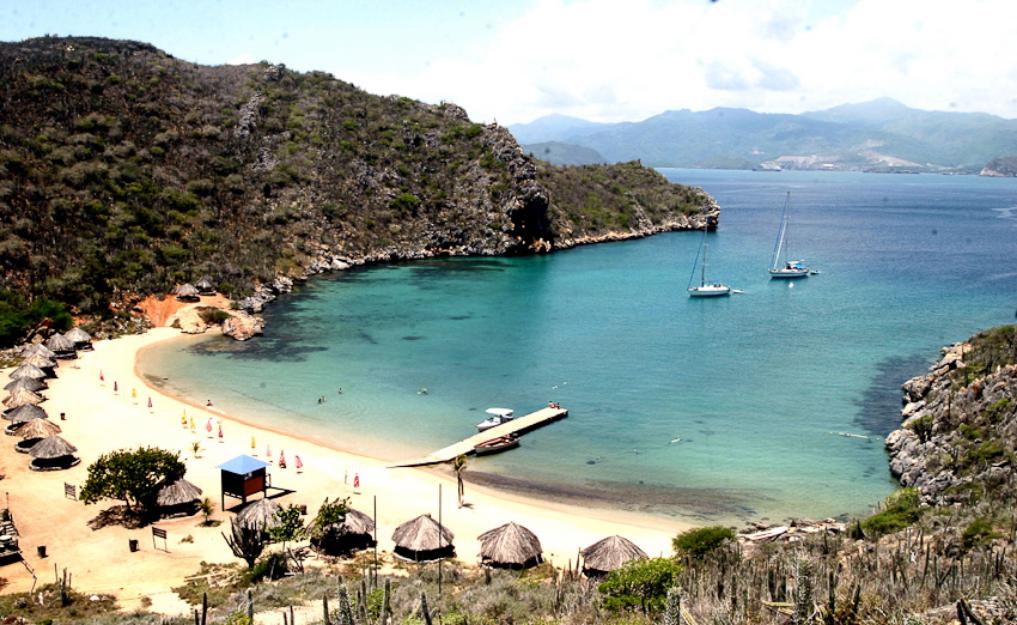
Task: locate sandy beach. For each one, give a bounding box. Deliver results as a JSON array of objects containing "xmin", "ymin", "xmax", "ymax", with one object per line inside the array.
[{"xmin": 0, "ymin": 323, "xmax": 690, "ymax": 614}]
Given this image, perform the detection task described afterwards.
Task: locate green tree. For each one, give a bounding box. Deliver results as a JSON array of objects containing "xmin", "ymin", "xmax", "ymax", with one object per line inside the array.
[
  {"xmin": 598, "ymin": 557, "xmax": 683, "ymax": 614},
  {"xmin": 672, "ymin": 526, "xmax": 736, "ymax": 561},
  {"xmin": 310, "ymin": 496, "xmax": 349, "ymax": 536},
  {"xmin": 269, "ymin": 504, "xmax": 307, "ymax": 545},
  {"xmin": 79, "ymin": 447, "xmax": 185, "ymax": 513}
]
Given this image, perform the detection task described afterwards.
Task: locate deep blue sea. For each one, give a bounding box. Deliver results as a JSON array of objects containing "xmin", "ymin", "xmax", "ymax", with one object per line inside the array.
[{"xmin": 139, "ymin": 169, "xmax": 1017, "ymax": 524}]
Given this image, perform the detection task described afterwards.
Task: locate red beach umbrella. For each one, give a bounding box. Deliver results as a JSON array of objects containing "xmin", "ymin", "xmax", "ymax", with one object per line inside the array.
[
  {"xmin": 113, "ymin": 381, "xmax": 118, "ymax": 393},
  {"xmin": 205, "ymin": 418, "xmax": 213, "ymax": 436},
  {"xmin": 353, "ymin": 472, "xmax": 360, "ymax": 489},
  {"xmin": 279, "ymin": 450, "xmax": 287, "ymax": 468},
  {"xmin": 99, "ymin": 370, "xmax": 104, "ymax": 382},
  {"xmin": 218, "ymin": 423, "xmax": 223, "ymax": 442},
  {"xmin": 266, "ymin": 444, "xmax": 272, "ymax": 461},
  {"xmin": 294, "ymin": 455, "xmax": 303, "ymax": 472},
  {"xmin": 147, "ymin": 397, "xmax": 153, "ymax": 409}
]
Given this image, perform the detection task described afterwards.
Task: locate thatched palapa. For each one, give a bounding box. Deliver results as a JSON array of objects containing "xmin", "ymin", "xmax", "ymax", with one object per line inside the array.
[
  {"xmin": 64, "ymin": 327, "xmax": 93, "ymax": 350},
  {"xmin": 44, "ymin": 334, "xmax": 77, "ymax": 359},
  {"xmin": 4, "ymin": 377, "xmax": 46, "ymax": 394},
  {"xmin": 175, "ymin": 283, "xmax": 200, "ymax": 302},
  {"xmin": 21, "ymin": 353, "xmax": 58, "ymax": 373},
  {"xmin": 235, "ymin": 497, "xmax": 281, "ymax": 532},
  {"xmin": 392, "ymin": 513, "xmax": 455, "ymax": 562},
  {"xmin": 22, "ymin": 343, "xmax": 56, "ymax": 359},
  {"xmin": 14, "ymin": 419, "xmax": 61, "ymax": 452},
  {"xmin": 156, "ymin": 478, "xmax": 203, "ymax": 517},
  {"xmin": 3, "ymin": 388, "xmax": 44, "ymax": 409},
  {"xmin": 9, "ymin": 364, "xmax": 47, "ymax": 381},
  {"xmin": 581, "ymin": 535, "xmax": 648, "ymax": 577},
  {"xmin": 195, "ymin": 276, "xmax": 216, "ymax": 295},
  {"xmin": 477, "ymin": 522, "xmax": 543, "ymax": 569},
  {"xmin": 28, "ymin": 435, "xmax": 79, "ymax": 471},
  {"xmin": 4, "ymin": 403, "xmax": 48, "ymax": 424},
  {"xmin": 309, "ymin": 506, "xmax": 376, "ymax": 556}
]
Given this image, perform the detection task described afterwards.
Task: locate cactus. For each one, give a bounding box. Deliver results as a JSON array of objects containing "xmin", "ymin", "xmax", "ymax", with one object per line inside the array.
[
  {"xmin": 380, "ymin": 579, "xmax": 391, "ymax": 625},
  {"xmin": 794, "ymin": 559, "xmax": 814, "ymax": 625},
  {"xmin": 338, "ymin": 585, "xmax": 355, "ymax": 625},
  {"xmin": 664, "ymin": 586, "xmax": 683, "ymax": 625}
]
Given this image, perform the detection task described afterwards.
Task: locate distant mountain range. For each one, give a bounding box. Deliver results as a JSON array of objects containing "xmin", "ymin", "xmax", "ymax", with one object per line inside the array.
[
  {"xmin": 522, "ymin": 141, "xmax": 606, "ymax": 166},
  {"xmin": 510, "ymin": 99, "xmax": 1017, "ymax": 173}
]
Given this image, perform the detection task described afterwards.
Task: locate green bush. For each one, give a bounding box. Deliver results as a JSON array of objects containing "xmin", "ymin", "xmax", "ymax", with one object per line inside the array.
[
  {"xmin": 672, "ymin": 526, "xmax": 735, "ymax": 560},
  {"xmin": 0, "ymin": 290, "xmax": 73, "ymax": 347},
  {"xmin": 598, "ymin": 557, "xmax": 682, "ymax": 614},
  {"xmin": 248, "ymin": 551, "xmax": 288, "ymax": 582},
  {"xmin": 861, "ymin": 488, "xmax": 922, "ymax": 538},
  {"xmin": 962, "ymin": 517, "xmax": 998, "ymax": 550}
]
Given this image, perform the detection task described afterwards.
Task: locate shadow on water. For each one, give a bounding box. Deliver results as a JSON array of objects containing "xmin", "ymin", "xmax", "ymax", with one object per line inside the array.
[
  {"xmin": 854, "ymin": 354, "xmax": 933, "ymax": 437},
  {"xmin": 186, "ymin": 336, "xmax": 328, "ymax": 362}
]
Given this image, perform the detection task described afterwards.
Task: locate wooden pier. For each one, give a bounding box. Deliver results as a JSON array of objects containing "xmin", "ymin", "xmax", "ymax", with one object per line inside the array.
[{"xmin": 391, "ymin": 406, "xmax": 568, "ymax": 467}]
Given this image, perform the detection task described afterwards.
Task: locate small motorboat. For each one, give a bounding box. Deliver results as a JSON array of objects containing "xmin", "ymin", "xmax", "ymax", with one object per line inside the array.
[
  {"xmin": 476, "ymin": 407, "xmax": 514, "ymax": 432},
  {"xmin": 474, "ymin": 434, "xmax": 520, "ymax": 456}
]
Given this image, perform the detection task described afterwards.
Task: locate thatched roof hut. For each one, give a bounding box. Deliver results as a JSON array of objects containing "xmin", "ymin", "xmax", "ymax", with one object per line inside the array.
[
  {"xmin": 156, "ymin": 478, "xmax": 203, "ymax": 516},
  {"xmin": 23, "ymin": 343, "xmax": 56, "ymax": 359},
  {"xmin": 175, "ymin": 283, "xmax": 200, "ymax": 302},
  {"xmin": 10, "ymin": 364, "xmax": 47, "ymax": 380},
  {"xmin": 195, "ymin": 276, "xmax": 216, "ymax": 295},
  {"xmin": 392, "ymin": 514, "xmax": 455, "ymax": 562},
  {"xmin": 4, "ymin": 403, "xmax": 48, "ymax": 423},
  {"xmin": 309, "ymin": 506, "xmax": 376, "ymax": 556},
  {"xmin": 4, "ymin": 377, "xmax": 46, "ymax": 393},
  {"xmin": 21, "ymin": 353, "xmax": 58, "ymax": 372},
  {"xmin": 64, "ymin": 327, "xmax": 93, "ymax": 350},
  {"xmin": 478, "ymin": 522, "xmax": 543, "ymax": 569},
  {"xmin": 581, "ymin": 535, "xmax": 648, "ymax": 578},
  {"xmin": 44, "ymin": 334, "xmax": 77, "ymax": 358},
  {"xmin": 3, "ymin": 388, "xmax": 44, "ymax": 408},
  {"xmin": 14, "ymin": 419, "xmax": 61, "ymax": 452},
  {"xmin": 28, "ymin": 435, "xmax": 79, "ymax": 471},
  {"xmin": 235, "ymin": 497, "xmax": 281, "ymax": 531}
]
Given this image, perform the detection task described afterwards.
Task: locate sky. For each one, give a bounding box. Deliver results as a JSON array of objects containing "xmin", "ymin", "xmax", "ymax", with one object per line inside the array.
[{"xmin": 2, "ymin": 0, "xmax": 1017, "ymax": 125}]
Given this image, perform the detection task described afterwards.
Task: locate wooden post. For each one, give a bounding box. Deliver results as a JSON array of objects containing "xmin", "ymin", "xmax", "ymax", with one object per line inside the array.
[
  {"xmin": 247, "ymin": 588, "xmax": 254, "ymax": 621},
  {"xmin": 373, "ymin": 495, "xmax": 378, "ymax": 588},
  {"xmin": 323, "ymin": 594, "xmax": 331, "ymax": 625},
  {"xmin": 437, "ymin": 484, "xmax": 443, "ymax": 597}
]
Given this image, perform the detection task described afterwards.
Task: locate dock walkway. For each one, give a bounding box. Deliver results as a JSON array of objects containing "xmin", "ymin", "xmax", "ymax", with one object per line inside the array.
[{"xmin": 391, "ymin": 406, "xmax": 568, "ymax": 467}]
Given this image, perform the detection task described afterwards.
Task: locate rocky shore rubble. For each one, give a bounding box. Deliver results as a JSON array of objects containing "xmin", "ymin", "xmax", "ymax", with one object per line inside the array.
[{"xmin": 738, "ymin": 518, "xmax": 846, "ymax": 545}]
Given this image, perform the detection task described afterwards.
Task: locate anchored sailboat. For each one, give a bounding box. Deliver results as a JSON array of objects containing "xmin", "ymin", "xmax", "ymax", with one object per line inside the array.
[
  {"xmin": 688, "ymin": 230, "xmax": 731, "ymax": 298},
  {"xmin": 769, "ymin": 192, "xmax": 811, "ymax": 279}
]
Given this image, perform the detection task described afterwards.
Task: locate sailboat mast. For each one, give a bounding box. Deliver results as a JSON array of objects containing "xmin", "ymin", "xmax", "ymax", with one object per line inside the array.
[{"xmin": 701, "ymin": 243, "xmax": 708, "ymax": 286}]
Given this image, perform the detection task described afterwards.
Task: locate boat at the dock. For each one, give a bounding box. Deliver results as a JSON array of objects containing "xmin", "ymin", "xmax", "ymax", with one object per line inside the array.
[
  {"xmin": 769, "ymin": 192, "xmax": 811, "ymax": 279},
  {"xmin": 687, "ymin": 229, "xmax": 731, "ymax": 298},
  {"xmin": 476, "ymin": 407, "xmax": 514, "ymax": 432},
  {"xmin": 474, "ymin": 433, "xmax": 520, "ymax": 456}
]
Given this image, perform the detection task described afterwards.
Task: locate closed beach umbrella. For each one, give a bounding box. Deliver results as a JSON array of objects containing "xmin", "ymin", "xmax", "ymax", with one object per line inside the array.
[
  {"xmin": 189, "ymin": 416, "xmax": 195, "ymax": 431},
  {"xmin": 251, "ymin": 435, "xmax": 256, "ymax": 451},
  {"xmin": 205, "ymin": 418, "xmax": 212, "ymax": 436},
  {"xmin": 478, "ymin": 522, "xmax": 544, "ymax": 569},
  {"xmin": 10, "ymin": 364, "xmax": 47, "ymax": 381},
  {"xmin": 218, "ymin": 423, "xmax": 223, "ymax": 441},
  {"xmin": 4, "ymin": 377, "xmax": 46, "ymax": 394},
  {"xmin": 295, "ymin": 455, "xmax": 303, "ymax": 472},
  {"xmin": 17, "ymin": 418, "xmax": 61, "ymax": 439},
  {"xmin": 4, "ymin": 404, "xmax": 48, "ymax": 423},
  {"xmin": 181, "ymin": 411, "xmax": 188, "ymax": 426},
  {"xmin": 392, "ymin": 514, "xmax": 455, "ymax": 562},
  {"xmin": 279, "ymin": 450, "xmax": 286, "ymax": 468},
  {"xmin": 147, "ymin": 397, "xmax": 153, "ymax": 409},
  {"xmin": 4, "ymin": 387, "xmax": 44, "ymax": 408},
  {"xmin": 581, "ymin": 535, "xmax": 648, "ymax": 578},
  {"xmin": 236, "ymin": 497, "xmax": 281, "ymax": 531}
]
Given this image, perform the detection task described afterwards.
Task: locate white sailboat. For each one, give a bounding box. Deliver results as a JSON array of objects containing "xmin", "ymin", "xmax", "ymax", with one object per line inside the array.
[
  {"xmin": 688, "ymin": 230, "xmax": 731, "ymax": 298},
  {"xmin": 769, "ymin": 192, "xmax": 811, "ymax": 279}
]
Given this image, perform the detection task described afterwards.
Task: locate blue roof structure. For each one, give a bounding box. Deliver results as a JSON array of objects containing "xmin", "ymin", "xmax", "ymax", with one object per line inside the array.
[{"xmin": 218, "ymin": 454, "xmax": 269, "ymax": 475}]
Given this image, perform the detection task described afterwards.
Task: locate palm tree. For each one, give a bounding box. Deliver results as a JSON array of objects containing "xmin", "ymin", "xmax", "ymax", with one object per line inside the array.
[
  {"xmin": 453, "ymin": 454, "xmax": 467, "ymax": 508},
  {"xmin": 198, "ymin": 497, "xmax": 214, "ymax": 526}
]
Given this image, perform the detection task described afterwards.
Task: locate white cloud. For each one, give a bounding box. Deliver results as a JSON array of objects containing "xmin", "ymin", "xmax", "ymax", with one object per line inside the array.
[{"xmin": 340, "ymin": 0, "xmax": 1017, "ymax": 124}]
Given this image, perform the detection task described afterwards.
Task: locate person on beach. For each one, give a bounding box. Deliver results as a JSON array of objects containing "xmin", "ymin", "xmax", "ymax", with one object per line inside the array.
[{"xmin": 206, "ymin": 399, "xmax": 213, "ymax": 407}]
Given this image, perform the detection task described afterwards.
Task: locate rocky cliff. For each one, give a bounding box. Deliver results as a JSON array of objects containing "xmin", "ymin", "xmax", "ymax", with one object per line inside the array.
[
  {"xmin": 886, "ymin": 325, "xmax": 1017, "ymax": 505},
  {"xmin": 0, "ymin": 37, "xmax": 715, "ymax": 343},
  {"xmin": 980, "ymin": 155, "xmax": 1017, "ymax": 176}
]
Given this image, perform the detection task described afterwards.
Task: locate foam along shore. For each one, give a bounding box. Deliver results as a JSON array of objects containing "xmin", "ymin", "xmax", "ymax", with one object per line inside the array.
[{"xmin": 0, "ymin": 327, "xmax": 689, "ymax": 614}]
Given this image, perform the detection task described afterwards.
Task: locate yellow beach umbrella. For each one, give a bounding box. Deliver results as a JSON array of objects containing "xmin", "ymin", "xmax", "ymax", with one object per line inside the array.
[
  {"xmin": 131, "ymin": 387, "xmax": 137, "ymax": 399},
  {"xmin": 251, "ymin": 435, "xmax": 256, "ymax": 450},
  {"xmin": 181, "ymin": 410, "xmax": 188, "ymax": 426},
  {"xmin": 189, "ymin": 416, "xmax": 196, "ymax": 432}
]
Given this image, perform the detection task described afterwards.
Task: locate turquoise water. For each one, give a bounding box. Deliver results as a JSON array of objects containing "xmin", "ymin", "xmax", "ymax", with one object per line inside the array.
[{"xmin": 139, "ymin": 169, "xmax": 1017, "ymax": 524}]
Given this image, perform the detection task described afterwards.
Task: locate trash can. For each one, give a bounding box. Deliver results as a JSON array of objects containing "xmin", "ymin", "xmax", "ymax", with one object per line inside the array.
[
  {"xmin": 128, "ymin": 539, "xmax": 139, "ymax": 552},
  {"xmin": 37, "ymin": 545, "xmax": 47, "ymax": 558}
]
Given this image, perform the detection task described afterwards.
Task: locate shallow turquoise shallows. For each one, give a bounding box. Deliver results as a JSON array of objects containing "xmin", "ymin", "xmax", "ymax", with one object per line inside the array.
[{"xmin": 139, "ymin": 169, "xmax": 1017, "ymax": 524}]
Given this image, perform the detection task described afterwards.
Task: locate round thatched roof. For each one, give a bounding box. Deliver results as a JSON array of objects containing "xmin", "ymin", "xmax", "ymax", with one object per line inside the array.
[
  {"xmin": 478, "ymin": 522, "xmax": 543, "ymax": 566},
  {"xmin": 236, "ymin": 497, "xmax": 281, "ymax": 530},
  {"xmin": 28, "ymin": 435, "xmax": 77, "ymax": 460},
  {"xmin": 176, "ymin": 283, "xmax": 200, "ymax": 298},
  {"xmin": 45, "ymin": 333, "xmax": 76, "ymax": 353},
  {"xmin": 17, "ymin": 418, "xmax": 61, "ymax": 439},
  {"xmin": 156, "ymin": 478, "xmax": 203, "ymax": 507},
  {"xmin": 4, "ymin": 377, "xmax": 46, "ymax": 393},
  {"xmin": 10, "ymin": 364, "xmax": 47, "ymax": 380},
  {"xmin": 339, "ymin": 508, "xmax": 375, "ymax": 535},
  {"xmin": 4, "ymin": 404, "xmax": 48, "ymax": 423},
  {"xmin": 195, "ymin": 277, "xmax": 215, "ymax": 292},
  {"xmin": 392, "ymin": 514, "xmax": 454, "ymax": 551},
  {"xmin": 3, "ymin": 387, "xmax": 44, "ymax": 408},
  {"xmin": 64, "ymin": 327, "xmax": 92, "ymax": 344},
  {"xmin": 21, "ymin": 353, "xmax": 58, "ymax": 369},
  {"xmin": 23, "ymin": 343, "xmax": 56, "ymax": 359},
  {"xmin": 581, "ymin": 535, "xmax": 648, "ymax": 573}
]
